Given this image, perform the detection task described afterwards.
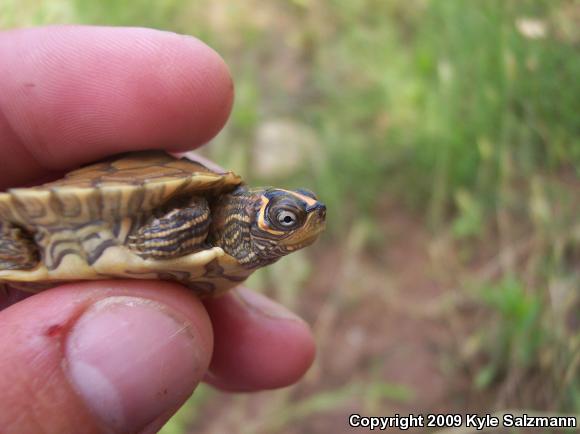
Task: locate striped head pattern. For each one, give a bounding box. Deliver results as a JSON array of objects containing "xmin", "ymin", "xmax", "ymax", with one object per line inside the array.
[{"xmin": 249, "ymin": 188, "xmax": 326, "ymax": 265}]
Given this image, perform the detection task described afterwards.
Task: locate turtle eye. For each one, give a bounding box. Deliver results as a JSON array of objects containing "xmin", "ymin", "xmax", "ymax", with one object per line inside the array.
[{"xmin": 276, "ymin": 210, "xmax": 298, "ymax": 228}]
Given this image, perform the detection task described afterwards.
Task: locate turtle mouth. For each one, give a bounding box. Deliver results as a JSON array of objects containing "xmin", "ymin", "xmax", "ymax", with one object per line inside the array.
[
  {"xmin": 312, "ymin": 221, "xmax": 326, "ymax": 238},
  {"xmin": 302, "ymin": 207, "xmax": 326, "ymax": 243},
  {"xmin": 313, "ymin": 203, "xmax": 326, "ymax": 227}
]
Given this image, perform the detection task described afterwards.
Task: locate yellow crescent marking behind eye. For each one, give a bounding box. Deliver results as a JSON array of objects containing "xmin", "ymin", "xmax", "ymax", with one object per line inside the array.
[{"xmin": 258, "ymin": 196, "xmax": 284, "ymax": 235}]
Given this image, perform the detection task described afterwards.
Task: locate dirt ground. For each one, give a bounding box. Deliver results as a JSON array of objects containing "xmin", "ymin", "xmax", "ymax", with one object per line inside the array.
[{"xmin": 185, "ymin": 200, "xmax": 492, "ymax": 434}]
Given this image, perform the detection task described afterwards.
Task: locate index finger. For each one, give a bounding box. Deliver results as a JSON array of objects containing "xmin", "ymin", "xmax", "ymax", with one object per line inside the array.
[{"xmin": 0, "ymin": 26, "xmax": 234, "ymax": 189}]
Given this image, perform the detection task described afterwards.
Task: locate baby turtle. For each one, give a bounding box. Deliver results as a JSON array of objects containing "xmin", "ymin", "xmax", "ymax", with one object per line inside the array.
[{"xmin": 0, "ymin": 151, "xmax": 326, "ymax": 297}]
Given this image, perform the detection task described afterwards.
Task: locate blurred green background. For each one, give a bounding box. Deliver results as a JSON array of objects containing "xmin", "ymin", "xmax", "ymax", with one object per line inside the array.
[{"xmin": 3, "ymin": 0, "xmax": 578, "ymax": 432}]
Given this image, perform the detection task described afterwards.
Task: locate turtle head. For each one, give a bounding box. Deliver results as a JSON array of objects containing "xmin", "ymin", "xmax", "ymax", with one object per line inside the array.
[
  {"xmin": 210, "ymin": 187, "xmax": 325, "ymax": 269},
  {"xmin": 249, "ymin": 188, "xmax": 326, "ymax": 266}
]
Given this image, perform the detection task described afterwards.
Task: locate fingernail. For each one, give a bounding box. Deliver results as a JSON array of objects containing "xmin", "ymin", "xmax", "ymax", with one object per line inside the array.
[
  {"xmin": 235, "ymin": 287, "xmax": 303, "ymax": 321},
  {"xmin": 65, "ymin": 296, "xmax": 206, "ymax": 433}
]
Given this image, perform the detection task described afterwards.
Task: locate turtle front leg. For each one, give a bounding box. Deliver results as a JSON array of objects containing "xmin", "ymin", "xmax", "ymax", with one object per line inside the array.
[
  {"xmin": 128, "ymin": 196, "xmax": 211, "ymax": 259},
  {"xmin": 0, "ymin": 222, "xmax": 39, "ymax": 270}
]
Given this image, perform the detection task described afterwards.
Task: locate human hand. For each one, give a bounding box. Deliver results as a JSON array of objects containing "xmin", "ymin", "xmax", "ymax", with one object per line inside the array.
[{"xmin": 0, "ymin": 26, "xmax": 315, "ymax": 434}]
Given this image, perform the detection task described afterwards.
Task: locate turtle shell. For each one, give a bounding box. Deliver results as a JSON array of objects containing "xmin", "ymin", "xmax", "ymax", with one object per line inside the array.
[
  {"xmin": 0, "ymin": 151, "xmax": 249, "ymax": 297},
  {"xmin": 0, "ymin": 151, "xmax": 242, "ymax": 227}
]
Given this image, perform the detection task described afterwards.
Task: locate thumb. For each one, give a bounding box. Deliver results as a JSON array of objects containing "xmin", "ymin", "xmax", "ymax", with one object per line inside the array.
[{"xmin": 0, "ymin": 281, "xmax": 213, "ymax": 434}]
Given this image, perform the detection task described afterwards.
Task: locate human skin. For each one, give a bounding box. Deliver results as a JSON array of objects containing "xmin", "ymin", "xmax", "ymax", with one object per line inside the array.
[{"xmin": 0, "ymin": 26, "xmax": 315, "ymax": 434}]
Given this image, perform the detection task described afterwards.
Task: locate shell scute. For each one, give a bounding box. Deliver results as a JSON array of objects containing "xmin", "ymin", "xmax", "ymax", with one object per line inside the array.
[{"xmin": 1, "ymin": 151, "xmax": 243, "ymax": 226}]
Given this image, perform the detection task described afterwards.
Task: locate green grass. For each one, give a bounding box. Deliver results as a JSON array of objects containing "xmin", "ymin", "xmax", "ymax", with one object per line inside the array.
[{"xmin": 470, "ymin": 275, "xmax": 579, "ymax": 412}]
